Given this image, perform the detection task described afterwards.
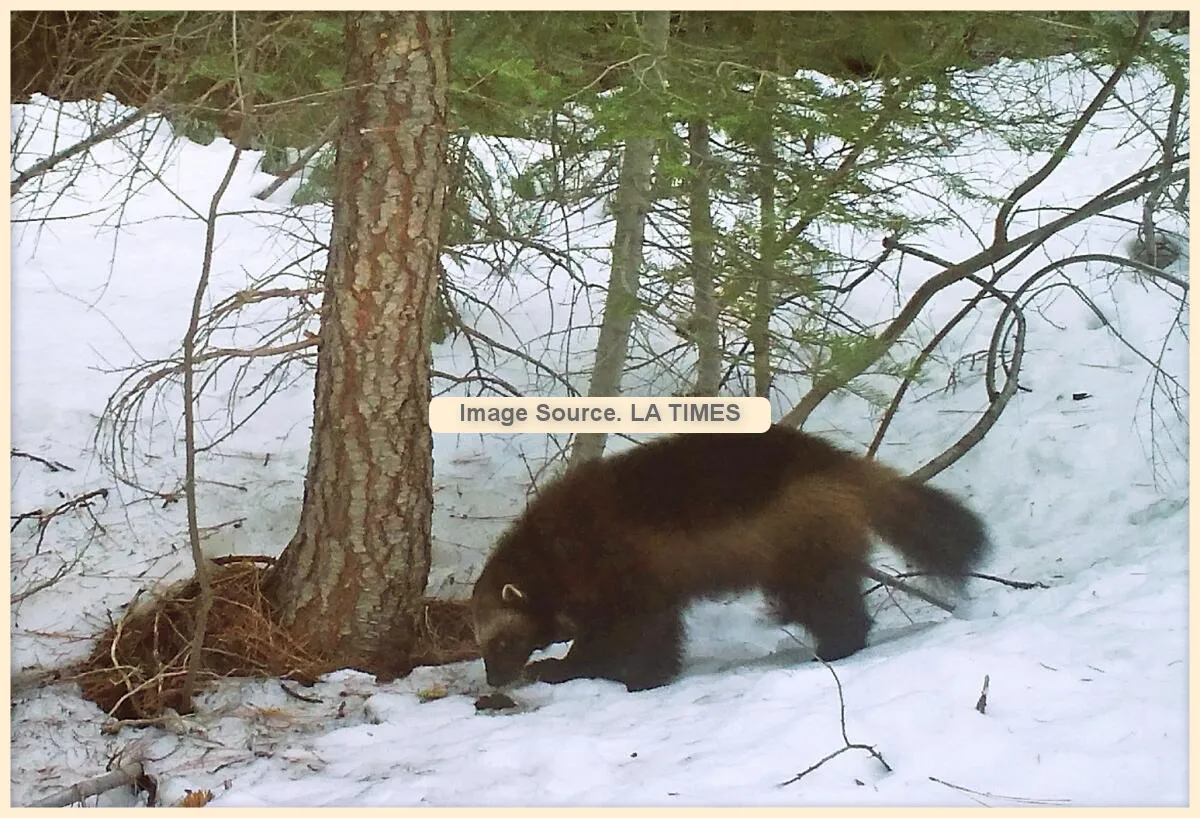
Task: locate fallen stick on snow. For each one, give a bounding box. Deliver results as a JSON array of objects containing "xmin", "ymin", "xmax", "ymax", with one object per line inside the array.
[
  {"xmin": 26, "ymin": 761, "xmax": 145, "ymax": 808},
  {"xmin": 864, "ymin": 566, "xmax": 1049, "ymax": 617},
  {"xmin": 863, "ymin": 566, "xmax": 957, "ymax": 614}
]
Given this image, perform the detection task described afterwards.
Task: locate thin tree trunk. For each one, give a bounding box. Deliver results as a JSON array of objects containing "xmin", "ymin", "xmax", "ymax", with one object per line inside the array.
[
  {"xmin": 179, "ymin": 145, "xmax": 242, "ymax": 711},
  {"xmin": 750, "ymin": 88, "xmax": 778, "ymax": 399},
  {"xmin": 570, "ymin": 9, "xmax": 670, "ymax": 466},
  {"xmin": 688, "ymin": 115, "xmax": 720, "ymax": 397},
  {"xmin": 180, "ymin": 13, "xmax": 258, "ymax": 711},
  {"xmin": 265, "ymin": 11, "xmax": 449, "ymax": 679}
]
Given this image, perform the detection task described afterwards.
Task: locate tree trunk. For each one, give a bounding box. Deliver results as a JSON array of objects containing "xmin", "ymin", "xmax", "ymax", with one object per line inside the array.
[
  {"xmin": 688, "ymin": 115, "xmax": 721, "ymax": 397},
  {"xmin": 569, "ymin": 9, "xmax": 670, "ymax": 467},
  {"xmin": 265, "ymin": 11, "xmax": 450, "ymax": 679},
  {"xmin": 750, "ymin": 90, "xmax": 778, "ymax": 400}
]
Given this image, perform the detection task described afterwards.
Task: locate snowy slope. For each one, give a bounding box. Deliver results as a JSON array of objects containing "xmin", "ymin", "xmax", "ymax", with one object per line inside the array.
[{"xmin": 9, "ymin": 43, "xmax": 1188, "ymax": 808}]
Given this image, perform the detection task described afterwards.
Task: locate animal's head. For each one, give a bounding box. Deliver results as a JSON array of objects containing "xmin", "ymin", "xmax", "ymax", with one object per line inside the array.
[{"xmin": 471, "ymin": 573, "xmax": 562, "ymax": 688}]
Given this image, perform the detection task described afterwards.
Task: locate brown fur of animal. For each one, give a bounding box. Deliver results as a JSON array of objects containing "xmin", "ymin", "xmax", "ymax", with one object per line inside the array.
[{"xmin": 471, "ymin": 425, "xmax": 990, "ymax": 691}]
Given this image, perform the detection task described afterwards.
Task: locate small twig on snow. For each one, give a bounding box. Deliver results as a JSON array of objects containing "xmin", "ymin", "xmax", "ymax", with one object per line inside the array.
[
  {"xmin": 975, "ymin": 674, "xmax": 989, "ymax": 714},
  {"xmin": 11, "ymin": 448, "xmax": 75, "ymax": 472},
  {"xmin": 25, "ymin": 761, "xmax": 146, "ymax": 808},
  {"xmin": 100, "ymin": 709, "xmax": 189, "ymax": 734},
  {"xmin": 777, "ymin": 629, "xmax": 891, "ymax": 787},
  {"xmin": 10, "ymin": 487, "xmax": 110, "ymax": 562},
  {"xmin": 862, "ymin": 565, "xmax": 957, "ymax": 614},
  {"xmin": 279, "ymin": 680, "xmax": 322, "ymax": 704},
  {"xmin": 11, "ymin": 553, "xmax": 89, "ymax": 604},
  {"xmin": 11, "ymin": 487, "xmax": 110, "ymax": 531},
  {"xmin": 928, "ymin": 775, "xmax": 1070, "ymax": 806},
  {"xmin": 866, "ymin": 569, "xmax": 1048, "ymax": 593}
]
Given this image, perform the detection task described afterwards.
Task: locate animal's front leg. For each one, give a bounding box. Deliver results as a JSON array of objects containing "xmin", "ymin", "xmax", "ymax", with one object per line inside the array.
[
  {"xmin": 526, "ymin": 607, "xmax": 684, "ymax": 691},
  {"xmin": 525, "ymin": 630, "xmax": 610, "ymax": 684}
]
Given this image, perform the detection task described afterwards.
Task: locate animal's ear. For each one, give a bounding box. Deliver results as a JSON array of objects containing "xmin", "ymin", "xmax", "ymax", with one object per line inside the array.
[{"xmin": 501, "ymin": 583, "xmax": 526, "ymax": 605}]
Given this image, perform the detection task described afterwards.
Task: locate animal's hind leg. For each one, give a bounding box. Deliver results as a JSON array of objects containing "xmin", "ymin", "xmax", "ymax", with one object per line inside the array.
[
  {"xmin": 528, "ymin": 606, "xmax": 684, "ymax": 691},
  {"xmin": 767, "ymin": 547, "xmax": 869, "ymax": 663}
]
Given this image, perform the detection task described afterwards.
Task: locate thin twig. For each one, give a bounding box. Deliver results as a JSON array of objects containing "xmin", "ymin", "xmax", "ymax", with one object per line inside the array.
[
  {"xmin": 279, "ymin": 680, "xmax": 322, "ymax": 703},
  {"xmin": 866, "ymin": 569, "xmax": 1049, "ymax": 592},
  {"xmin": 993, "ymin": 12, "xmax": 1152, "ymax": 245},
  {"xmin": 11, "ymin": 488, "xmax": 109, "ymax": 527},
  {"xmin": 777, "ymin": 629, "xmax": 891, "ymax": 786},
  {"xmin": 779, "ymin": 146, "xmax": 1187, "ymax": 430},
  {"xmin": 254, "ymin": 115, "xmax": 340, "ymax": 202},
  {"xmin": 11, "ymin": 448, "xmax": 75, "ymax": 472},
  {"xmin": 11, "ymin": 92, "xmax": 168, "ymax": 195},
  {"xmin": 928, "ymin": 775, "xmax": 1071, "ymax": 806},
  {"xmin": 862, "ymin": 566, "xmax": 957, "ymax": 614},
  {"xmin": 179, "ymin": 139, "xmax": 244, "ymax": 709},
  {"xmin": 866, "ymin": 260, "xmax": 1001, "ymax": 459},
  {"xmin": 11, "ymin": 553, "xmax": 89, "ymax": 604},
  {"xmin": 11, "ymin": 487, "xmax": 110, "ymax": 557},
  {"xmin": 909, "ymin": 281, "xmax": 1027, "ymax": 482}
]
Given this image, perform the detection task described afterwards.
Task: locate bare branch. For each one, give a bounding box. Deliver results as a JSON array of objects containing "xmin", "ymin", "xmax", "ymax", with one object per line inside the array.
[
  {"xmin": 11, "ymin": 552, "xmax": 90, "ymax": 605},
  {"xmin": 779, "ymin": 159, "xmax": 1187, "ymax": 430},
  {"xmin": 909, "ymin": 279, "xmax": 1027, "ymax": 482},
  {"xmin": 11, "ymin": 448, "xmax": 74, "ymax": 472},
  {"xmin": 178, "ymin": 135, "xmax": 244, "ymax": 708},
  {"xmin": 11, "ymin": 487, "xmax": 110, "ymax": 545},
  {"xmin": 11, "ymin": 93, "xmax": 167, "ymax": 196},
  {"xmin": 993, "ymin": 13, "xmax": 1153, "ymax": 245},
  {"xmin": 866, "ymin": 258, "xmax": 1000, "ymax": 460},
  {"xmin": 254, "ymin": 115, "xmax": 340, "ymax": 202},
  {"xmin": 862, "ymin": 565, "xmax": 957, "ymax": 614},
  {"xmin": 868, "ymin": 569, "xmax": 1050, "ymax": 592}
]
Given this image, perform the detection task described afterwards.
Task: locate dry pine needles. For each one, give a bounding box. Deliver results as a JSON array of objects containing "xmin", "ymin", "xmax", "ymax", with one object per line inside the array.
[{"xmin": 75, "ymin": 558, "xmax": 480, "ymax": 720}]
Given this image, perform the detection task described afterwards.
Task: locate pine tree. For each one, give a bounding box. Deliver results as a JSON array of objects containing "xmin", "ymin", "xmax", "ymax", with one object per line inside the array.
[{"xmin": 264, "ymin": 11, "xmax": 450, "ymax": 677}]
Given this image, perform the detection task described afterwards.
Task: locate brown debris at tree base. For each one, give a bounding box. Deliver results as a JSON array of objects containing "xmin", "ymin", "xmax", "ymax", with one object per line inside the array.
[
  {"xmin": 74, "ymin": 558, "xmax": 481, "ymax": 720},
  {"xmin": 77, "ymin": 560, "xmax": 326, "ymax": 719},
  {"xmin": 411, "ymin": 596, "xmax": 481, "ymax": 668}
]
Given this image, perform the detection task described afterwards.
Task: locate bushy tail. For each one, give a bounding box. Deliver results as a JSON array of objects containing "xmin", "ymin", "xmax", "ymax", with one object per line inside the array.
[{"xmin": 861, "ymin": 466, "xmax": 990, "ymax": 592}]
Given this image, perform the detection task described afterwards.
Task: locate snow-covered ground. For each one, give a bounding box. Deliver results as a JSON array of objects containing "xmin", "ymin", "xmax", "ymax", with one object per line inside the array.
[{"xmin": 9, "ymin": 42, "xmax": 1188, "ymax": 807}]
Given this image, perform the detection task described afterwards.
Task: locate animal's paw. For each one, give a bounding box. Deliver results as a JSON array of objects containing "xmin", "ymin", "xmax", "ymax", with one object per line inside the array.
[{"xmin": 474, "ymin": 692, "xmax": 519, "ymax": 712}]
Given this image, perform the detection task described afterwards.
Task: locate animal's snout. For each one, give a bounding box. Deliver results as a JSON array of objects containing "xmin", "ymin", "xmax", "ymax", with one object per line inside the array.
[{"xmin": 482, "ymin": 653, "xmax": 526, "ymax": 688}]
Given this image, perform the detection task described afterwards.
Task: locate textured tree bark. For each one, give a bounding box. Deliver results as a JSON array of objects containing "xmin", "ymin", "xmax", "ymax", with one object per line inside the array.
[
  {"xmin": 569, "ymin": 9, "xmax": 670, "ymax": 467},
  {"xmin": 266, "ymin": 11, "xmax": 449, "ymax": 679}
]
